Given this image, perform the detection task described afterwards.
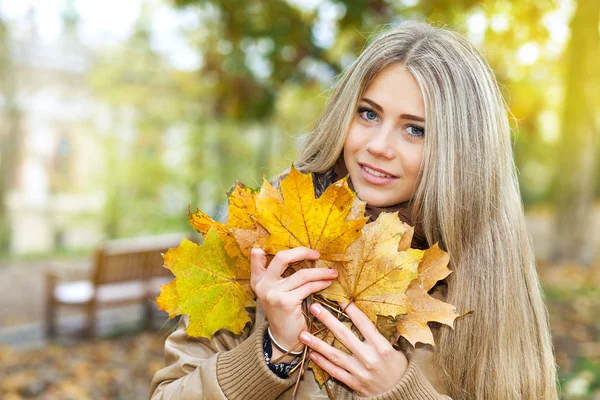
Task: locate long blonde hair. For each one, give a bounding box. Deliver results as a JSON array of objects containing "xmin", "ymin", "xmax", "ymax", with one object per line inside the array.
[{"xmin": 295, "ymin": 22, "xmax": 558, "ymax": 399}]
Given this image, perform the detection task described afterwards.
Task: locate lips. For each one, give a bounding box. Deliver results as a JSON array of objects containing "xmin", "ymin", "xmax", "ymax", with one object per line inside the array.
[
  {"xmin": 359, "ymin": 163, "xmax": 398, "ymax": 178},
  {"xmin": 358, "ymin": 162, "xmax": 399, "ymax": 186}
]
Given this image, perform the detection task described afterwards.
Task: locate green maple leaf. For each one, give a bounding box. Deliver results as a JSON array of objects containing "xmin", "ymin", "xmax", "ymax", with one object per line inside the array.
[{"xmin": 157, "ymin": 228, "xmax": 256, "ymax": 338}]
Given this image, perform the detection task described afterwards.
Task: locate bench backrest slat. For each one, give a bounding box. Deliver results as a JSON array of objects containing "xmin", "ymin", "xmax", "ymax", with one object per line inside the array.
[{"xmin": 93, "ymin": 246, "xmax": 177, "ymax": 285}]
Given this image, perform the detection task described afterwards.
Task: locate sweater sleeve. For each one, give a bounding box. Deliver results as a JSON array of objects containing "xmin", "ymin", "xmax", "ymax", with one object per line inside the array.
[
  {"xmin": 148, "ymin": 316, "xmax": 298, "ymax": 400},
  {"xmin": 216, "ymin": 321, "xmax": 299, "ymax": 399},
  {"xmin": 353, "ymin": 356, "xmax": 452, "ymax": 400}
]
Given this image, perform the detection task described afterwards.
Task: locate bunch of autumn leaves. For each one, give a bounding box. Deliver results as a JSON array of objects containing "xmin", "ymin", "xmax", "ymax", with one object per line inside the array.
[{"xmin": 157, "ymin": 168, "xmax": 460, "ymax": 385}]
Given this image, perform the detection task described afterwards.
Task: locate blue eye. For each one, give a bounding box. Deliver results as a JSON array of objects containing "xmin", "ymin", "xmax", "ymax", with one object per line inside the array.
[
  {"xmin": 406, "ymin": 125, "xmax": 425, "ymax": 138},
  {"xmin": 358, "ymin": 107, "xmax": 378, "ymax": 122}
]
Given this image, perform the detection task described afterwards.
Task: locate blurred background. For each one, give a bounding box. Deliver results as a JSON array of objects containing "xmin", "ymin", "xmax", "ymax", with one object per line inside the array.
[{"xmin": 0, "ymin": 0, "xmax": 598, "ymax": 398}]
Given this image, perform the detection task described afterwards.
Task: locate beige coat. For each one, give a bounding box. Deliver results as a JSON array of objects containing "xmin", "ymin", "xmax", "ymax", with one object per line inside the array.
[{"xmin": 149, "ymin": 300, "xmax": 451, "ymax": 400}]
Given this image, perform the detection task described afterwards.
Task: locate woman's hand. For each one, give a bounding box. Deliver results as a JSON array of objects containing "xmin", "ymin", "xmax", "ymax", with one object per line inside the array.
[
  {"xmin": 299, "ymin": 302, "xmax": 408, "ymax": 397},
  {"xmin": 250, "ymin": 247, "xmax": 338, "ymax": 360}
]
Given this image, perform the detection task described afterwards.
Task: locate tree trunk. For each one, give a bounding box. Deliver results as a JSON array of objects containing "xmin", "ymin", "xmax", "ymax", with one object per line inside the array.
[
  {"xmin": 102, "ymin": 110, "xmax": 123, "ymax": 240},
  {"xmin": 553, "ymin": 0, "xmax": 599, "ymax": 264},
  {"xmin": 0, "ymin": 15, "xmax": 23, "ymax": 253}
]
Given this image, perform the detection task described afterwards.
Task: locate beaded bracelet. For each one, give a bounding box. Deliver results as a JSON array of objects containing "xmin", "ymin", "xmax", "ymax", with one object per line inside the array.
[{"xmin": 267, "ymin": 326, "xmax": 305, "ymax": 356}]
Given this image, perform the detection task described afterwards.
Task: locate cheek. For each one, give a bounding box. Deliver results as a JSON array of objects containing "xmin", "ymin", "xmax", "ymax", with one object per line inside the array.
[
  {"xmin": 400, "ymin": 146, "xmax": 424, "ymax": 179},
  {"xmin": 343, "ymin": 126, "xmax": 360, "ymax": 154}
]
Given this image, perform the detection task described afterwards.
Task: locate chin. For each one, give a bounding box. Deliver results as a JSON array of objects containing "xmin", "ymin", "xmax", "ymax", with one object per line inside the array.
[{"xmin": 355, "ymin": 189, "xmax": 397, "ymax": 208}]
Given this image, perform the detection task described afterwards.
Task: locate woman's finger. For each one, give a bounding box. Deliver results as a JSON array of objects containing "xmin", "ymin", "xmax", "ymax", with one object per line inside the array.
[
  {"xmin": 308, "ymin": 303, "xmax": 364, "ymax": 355},
  {"xmin": 307, "ymin": 351, "xmax": 354, "ymax": 388},
  {"xmin": 299, "ymin": 331, "xmax": 354, "ymax": 368},
  {"xmin": 341, "ymin": 302, "xmax": 389, "ymax": 348},
  {"xmin": 265, "ymin": 247, "xmax": 320, "ymax": 281},
  {"xmin": 279, "ymin": 267, "xmax": 337, "ymax": 291},
  {"xmin": 287, "ymin": 279, "xmax": 333, "ymax": 300}
]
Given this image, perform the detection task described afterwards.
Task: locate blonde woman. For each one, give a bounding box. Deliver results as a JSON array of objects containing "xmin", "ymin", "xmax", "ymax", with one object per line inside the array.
[{"xmin": 149, "ymin": 22, "xmax": 558, "ymax": 399}]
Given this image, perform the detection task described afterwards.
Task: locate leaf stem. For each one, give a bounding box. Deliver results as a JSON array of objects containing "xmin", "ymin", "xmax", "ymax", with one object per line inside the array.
[
  {"xmin": 325, "ymin": 382, "xmax": 336, "ymax": 400},
  {"xmin": 314, "ymin": 296, "xmax": 351, "ymax": 319}
]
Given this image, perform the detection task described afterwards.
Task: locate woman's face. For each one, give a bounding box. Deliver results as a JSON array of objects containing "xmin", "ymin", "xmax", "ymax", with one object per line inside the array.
[{"xmin": 343, "ymin": 63, "xmax": 425, "ymax": 207}]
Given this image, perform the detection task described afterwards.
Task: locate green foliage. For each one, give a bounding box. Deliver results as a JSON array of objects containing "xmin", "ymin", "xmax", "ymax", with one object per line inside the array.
[{"xmin": 565, "ymin": 358, "xmax": 600, "ymax": 397}]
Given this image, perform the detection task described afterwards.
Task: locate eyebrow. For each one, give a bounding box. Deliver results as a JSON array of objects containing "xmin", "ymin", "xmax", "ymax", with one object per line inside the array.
[{"xmin": 361, "ymin": 97, "xmax": 425, "ymax": 123}]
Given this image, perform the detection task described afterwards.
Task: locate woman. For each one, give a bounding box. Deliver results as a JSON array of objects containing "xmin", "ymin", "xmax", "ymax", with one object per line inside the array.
[{"xmin": 149, "ymin": 22, "xmax": 558, "ymax": 399}]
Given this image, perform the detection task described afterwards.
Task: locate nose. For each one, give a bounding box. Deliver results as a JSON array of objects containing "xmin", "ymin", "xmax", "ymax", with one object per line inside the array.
[{"xmin": 366, "ymin": 125, "xmax": 396, "ymax": 159}]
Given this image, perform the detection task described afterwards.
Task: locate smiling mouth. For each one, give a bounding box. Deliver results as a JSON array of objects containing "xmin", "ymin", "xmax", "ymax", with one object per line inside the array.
[{"xmin": 359, "ymin": 164, "xmax": 398, "ymax": 178}]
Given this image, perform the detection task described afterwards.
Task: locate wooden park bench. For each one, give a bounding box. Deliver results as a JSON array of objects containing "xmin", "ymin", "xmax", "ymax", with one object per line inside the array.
[{"xmin": 45, "ymin": 233, "xmax": 190, "ymax": 338}]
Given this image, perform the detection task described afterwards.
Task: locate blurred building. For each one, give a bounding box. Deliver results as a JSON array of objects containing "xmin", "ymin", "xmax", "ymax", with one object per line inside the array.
[{"xmin": 4, "ymin": 5, "xmax": 108, "ymax": 254}]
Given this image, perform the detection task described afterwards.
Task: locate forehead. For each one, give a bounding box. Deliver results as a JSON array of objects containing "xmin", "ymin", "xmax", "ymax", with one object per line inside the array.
[{"xmin": 362, "ymin": 63, "xmax": 425, "ymax": 118}]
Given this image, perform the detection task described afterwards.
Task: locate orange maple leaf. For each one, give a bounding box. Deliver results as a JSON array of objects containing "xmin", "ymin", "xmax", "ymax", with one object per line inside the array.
[{"xmin": 393, "ymin": 244, "xmax": 459, "ymax": 346}]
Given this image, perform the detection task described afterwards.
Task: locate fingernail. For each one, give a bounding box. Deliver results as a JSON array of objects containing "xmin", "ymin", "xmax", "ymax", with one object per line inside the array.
[
  {"xmin": 299, "ymin": 332, "xmax": 311, "ymax": 343},
  {"xmin": 329, "ymin": 269, "xmax": 337, "ymax": 275},
  {"xmin": 313, "ymin": 250, "xmax": 320, "ymax": 257},
  {"xmin": 309, "ymin": 353, "xmax": 317, "ymax": 361},
  {"xmin": 310, "ymin": 303, "xmax": 321, "ymax": 315}
]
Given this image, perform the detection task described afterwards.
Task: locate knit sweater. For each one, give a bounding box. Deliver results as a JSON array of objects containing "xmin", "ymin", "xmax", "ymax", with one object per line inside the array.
[{"xmin": 148, "ymin": 303, "xmax": 451, "ymax": 399}]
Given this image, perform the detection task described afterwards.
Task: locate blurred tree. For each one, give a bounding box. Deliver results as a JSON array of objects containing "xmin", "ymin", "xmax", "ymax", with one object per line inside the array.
[
  {"xmin": 174, "ymin": 0, "xmax": 321, "ymax": 118},
  {"xmin": 0, "ymin": 13, "xmax": 23, "ymax": 252},
  {"xmin": 553, "ymin": 0, "xmax": 599, "ymax": 264},
  {"xmin": 89, "ymin": 9, "xmax": 202, "ymax": 238},
  {"xmin": 172, "ymin": 0, "xmax": 326, "ymax": 188}
]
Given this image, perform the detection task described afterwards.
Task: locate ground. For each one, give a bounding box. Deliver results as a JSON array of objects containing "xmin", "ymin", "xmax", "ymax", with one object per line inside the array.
[
  {"xmin": 540, "ymin": 261, "xmax": 600, "ymax": 399},
  {"xmin": 0, "ymin": 256, "xmax": 173, "ymax": 400},
  {"xmin": 0, "ymin": 331, "xmax": 167, "ymax": 400}
]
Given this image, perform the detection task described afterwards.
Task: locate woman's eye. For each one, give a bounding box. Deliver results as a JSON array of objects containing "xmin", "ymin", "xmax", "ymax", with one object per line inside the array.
[
  {"xmin": 407, "ymin": 125, "xmax": 425, "ymax": 138},
  {"xmin": 358, "ymin": 108, "xmax": 378, "ymax": 122}
]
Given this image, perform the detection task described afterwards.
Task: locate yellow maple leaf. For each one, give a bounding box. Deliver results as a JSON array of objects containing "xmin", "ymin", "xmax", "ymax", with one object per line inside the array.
[
  {"xmin": 255, "ymin": 167, "xmax": 368, "ymax": 261},
  {"xmin": 156, "ymin": 229, "xmax": 256, "ymax": 338},
  {"xmin": 225, "ymin": 182, "xmax": 258, "ymax": 230},
  {"xmin": 225, "ymin": 182, "xmax": 260, "ymax": 257},
  {"xmin": 187, "ymin": 207, "xmax": 217, "ymax": 236},
  {"xmin": 319, "ymin": 212, "xmax": 422, "ymax": 322},
  {"xmin": 187, "ymin": 182, "xmax": 258, "ymax": 235},
  {"xmin": 394, "ymin": 244, "xmax": 459, "ymax": 346}
]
